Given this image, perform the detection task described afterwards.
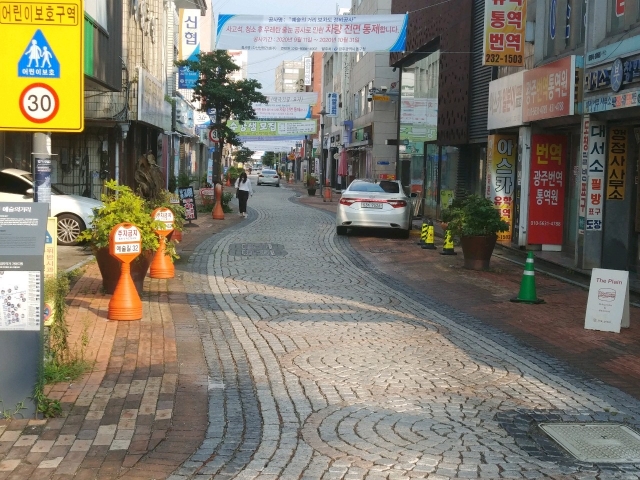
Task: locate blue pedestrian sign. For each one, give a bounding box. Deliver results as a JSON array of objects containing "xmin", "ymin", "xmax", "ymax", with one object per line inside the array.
[{"xmin": 18, "ymin": 30, "xmax": 60, "ymax": 79}]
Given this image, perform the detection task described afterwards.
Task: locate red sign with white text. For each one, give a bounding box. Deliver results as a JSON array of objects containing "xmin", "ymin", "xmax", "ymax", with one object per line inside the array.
[
  {"xmin": 528, "ymin": 135, "xmax": 567, "ymax": 245},
  {"xmin": 522, "ymin": 56, "xmax": 575, "ymax": 122}
]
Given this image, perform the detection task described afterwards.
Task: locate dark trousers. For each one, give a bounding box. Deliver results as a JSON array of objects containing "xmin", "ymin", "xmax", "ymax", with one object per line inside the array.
[{"xmin": 238, "ymin": 190, "xmax": 249, "ymax": 213}]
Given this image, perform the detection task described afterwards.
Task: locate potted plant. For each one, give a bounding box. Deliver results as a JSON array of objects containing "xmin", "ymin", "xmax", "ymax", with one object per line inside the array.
[
  {"xmin": 78, "ymin": 180, "xmax": 164, "ymax": 294},
  {"xmin": 442, "ymin": 195, "xmax": 509, "ymax": 270},
  {"xmin": 306, "ymin": 174, "xmax": 317, "ymax": 196}
]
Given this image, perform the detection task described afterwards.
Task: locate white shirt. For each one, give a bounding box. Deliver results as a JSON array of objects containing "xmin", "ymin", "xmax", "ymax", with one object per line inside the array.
[{"xmin": 235, "ymin": 178, "xmax": 253, "ymax": 194}]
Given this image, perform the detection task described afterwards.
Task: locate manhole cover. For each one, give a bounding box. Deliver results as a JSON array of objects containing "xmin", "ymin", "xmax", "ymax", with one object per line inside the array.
[
  {"xmin": 228, "ymin": 243, "xmax": 287, "ymax": 257},
  {"xmin": 540, "ymin": 423, "xmax": 640, "ymax": 463}
]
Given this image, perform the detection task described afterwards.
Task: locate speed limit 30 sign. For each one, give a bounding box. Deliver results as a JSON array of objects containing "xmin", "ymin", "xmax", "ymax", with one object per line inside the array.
[
  {"xmin": 19, "ymin": 84, "xmax": 60, "ymax": 124},
  {"xmin": 0, "ymin": 0, "xmax": 84, "ymax": 132}
]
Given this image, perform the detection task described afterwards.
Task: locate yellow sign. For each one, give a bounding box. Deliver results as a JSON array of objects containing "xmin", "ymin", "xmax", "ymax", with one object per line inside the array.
[
  {"xmin": 44, "ymin": 217, "xmax": 57, "ymax": 326},
  {"xmin": 487, "ymin": 134, "xmax": 517, "ymax": 242},
  {"xmin": 372, "ymin": 94, "xmax": 391, "ymax": 102},
  {"xmin": 0, "ymin": 0, "xmax": 84, "ymax": 132},
  {"xmin": 607, "ymin": 127, "xmax": 627, "ymax": 200},
  {"xmin": 483, "ymin": 0, "xmax": 526, "ymax": 67}
]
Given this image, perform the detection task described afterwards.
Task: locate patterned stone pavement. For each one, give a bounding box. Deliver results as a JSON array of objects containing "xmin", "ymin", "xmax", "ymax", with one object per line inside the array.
[{"xmin": 170, "ymin": 186, "xmax": 640, "ymax": 479}]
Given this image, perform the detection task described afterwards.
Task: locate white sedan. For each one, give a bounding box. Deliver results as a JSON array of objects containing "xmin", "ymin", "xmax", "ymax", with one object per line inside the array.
[
  {"xmin": 336, "ymin": 180, "xmax": 412, "ymax": 238},
  {"xmin": 256, "ymin": 169, "xmax": 280, "ymax": 187},
  {"xmin": 0, "ymin": 168, "xmax": 103, "ymax": 245}
]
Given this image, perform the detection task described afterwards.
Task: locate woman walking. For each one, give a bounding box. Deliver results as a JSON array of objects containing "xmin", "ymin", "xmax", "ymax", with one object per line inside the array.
[{"xmin": 235, "ymin": 171, "xmax": 253, "ymax": 218}]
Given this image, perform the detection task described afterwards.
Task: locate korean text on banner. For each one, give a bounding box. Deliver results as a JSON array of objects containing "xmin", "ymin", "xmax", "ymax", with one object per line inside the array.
[
  {"xmin": 486, "ymin": 135, "xmax": 517, "ymax": 242},
  {"xmin": 483, "ymin": 0, "xmax": 526, "ymax": 67},
  {"xmin": 586, "ymin": 120, "xmax": 606, "ymax": 231},
  {"xmin": 0, "ymin": 0, "xmax": 84, "ymax": 132},
  {"xmin": 528, "ymin": 135, "xmax": 567, "ymax": 245},
  {"xmin": 607, "ymin": 128, "xmax": 628, "ymax": 200},
  {"xmin": 216, "ymin": 14, "xmax": 408, "ymax": 53},
  {"xmin": 523, "ymin": 56, "xmax": 575, "ymax": 122},
  {"xmin": 178, "ymin": 9, "xmax": 200, "ymax": 89}
]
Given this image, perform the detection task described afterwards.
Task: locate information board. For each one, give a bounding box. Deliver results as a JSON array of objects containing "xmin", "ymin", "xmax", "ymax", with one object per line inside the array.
[
  {"xmin": 585, "ymin": 268, "xmax": 630, "ymax": 333},
  {"xmin": 177, "ymin": 186, "xmax": 197, "ymax": 221}
]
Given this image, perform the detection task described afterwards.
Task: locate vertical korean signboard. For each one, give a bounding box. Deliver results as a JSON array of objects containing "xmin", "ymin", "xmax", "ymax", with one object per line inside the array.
[
  {"xmin": 528, "ymin": 135, "xmax": 567, "ymax": 245},
  {"xmin": 179, "ymin": 9, "xmax": 200, "ymax": 89},
  {"xmin": 586, "ymin": 121, "xmax": 606, "ymax": 231},
  {"xmin": 486, "ymin": 135, "xmax": 517, "ymax": 242},
  {"xmin": 607, "ymin": 128, "xmax": 628, "ymax": 201},
  {"xmin": 483, "ymin": 0, "xmax": 526, "ymax": 67}
]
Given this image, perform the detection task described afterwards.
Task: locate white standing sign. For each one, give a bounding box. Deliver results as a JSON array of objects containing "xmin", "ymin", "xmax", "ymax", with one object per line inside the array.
[{"xmin": 585, "ymin": 268, "xmax": 630, "ymax": 333}]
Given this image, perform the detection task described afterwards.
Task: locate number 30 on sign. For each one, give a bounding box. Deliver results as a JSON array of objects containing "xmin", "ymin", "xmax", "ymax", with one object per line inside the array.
[{"xmin": 19, "ymin": 83, "xmax": 59, "ymax": 124}]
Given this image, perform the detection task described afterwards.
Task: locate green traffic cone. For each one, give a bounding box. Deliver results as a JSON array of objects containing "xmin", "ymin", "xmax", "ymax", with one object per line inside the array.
[{"xmin": 510, "ymin": 251, "xmax": 544, "ymax": 304}]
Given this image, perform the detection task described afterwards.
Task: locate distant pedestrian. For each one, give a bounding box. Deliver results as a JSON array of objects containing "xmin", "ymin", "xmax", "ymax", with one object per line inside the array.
[{"xmin": 235, "ymin": 171, "xmax": 253, "ymax": 218}]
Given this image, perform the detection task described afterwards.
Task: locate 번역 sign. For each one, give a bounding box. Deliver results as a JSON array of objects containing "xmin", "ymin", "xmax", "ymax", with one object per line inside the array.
[{"xmin": 0, "ymin": 0, "xmax": 84, "ymax": 132}]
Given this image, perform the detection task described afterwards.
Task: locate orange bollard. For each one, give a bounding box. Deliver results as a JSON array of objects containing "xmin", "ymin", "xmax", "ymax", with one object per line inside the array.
[
  {"xmin": 108, "ymin": 223, "xmax": 143, "ymax": 321},
  {"xmin": 150, "ymin": 208, "xmax": 175, "ymax": 279},
  {"xmin": 323, "ymin": 179, "xmax": 332, "ymax": 202},
  {"xmin": 212, "ymin": 183, "xmax": 225, "ymax": 220}
]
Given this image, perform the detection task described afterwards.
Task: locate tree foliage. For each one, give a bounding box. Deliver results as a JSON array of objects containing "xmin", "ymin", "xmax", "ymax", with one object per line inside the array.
[
  {"xmin": 175, "ymin": 51, "xmax": 268, "ymax": 149},
  {"xmin": 232, "ymin": 147, "xmax": 255, "ymax": 164},
  {"xmin": 262, "ymin": 151, "xmax": 276, "ymax": 168}
]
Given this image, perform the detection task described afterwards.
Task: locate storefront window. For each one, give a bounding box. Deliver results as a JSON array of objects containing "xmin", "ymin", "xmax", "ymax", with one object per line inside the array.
[
  {"xmin": 0, "ymin": 133, "xmax": 32, "ymax": 171},
  {"xmin": 440, "ymin": 146, "xmax": 460, "ymax": 210},
  {"xmin": 424, "ymin": 144, "xmax": 439, "ymax": 218}
]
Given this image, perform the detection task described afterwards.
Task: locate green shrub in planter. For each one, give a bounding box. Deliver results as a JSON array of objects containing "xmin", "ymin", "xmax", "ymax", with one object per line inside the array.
[{"xmin": 442, "ymin": 195, "xmax": 509, "ymax": 238}]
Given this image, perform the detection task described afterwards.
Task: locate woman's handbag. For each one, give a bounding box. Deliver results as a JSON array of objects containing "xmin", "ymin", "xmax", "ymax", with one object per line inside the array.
[{"xmin": 235, "ymin": 187, "xmax": 240, "ymax": 198}]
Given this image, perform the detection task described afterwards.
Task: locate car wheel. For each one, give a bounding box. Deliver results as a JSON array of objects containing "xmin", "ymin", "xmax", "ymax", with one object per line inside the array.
[
  {"xmin": 336, "ymin": 226, "xmax": 347, "ymax": 236},
  {"xmin": 400, "ymin": 229, "xmax": 410, "ymax": 239},
  {"xmin": 57, "ymin": 213, "xmax": 86, "ymax": 246},
  {"xmin": 276, "ymin": 183, "xmax": 280, "ymax": 187}
]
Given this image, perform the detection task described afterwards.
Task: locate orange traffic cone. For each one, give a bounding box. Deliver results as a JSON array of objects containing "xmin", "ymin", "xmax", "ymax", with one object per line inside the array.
[
  {"xmin": 225, "ymin": 176, "xmax": 231, "ymax": 187},
  {"xmin": 150, "ymin": 236, "xmax": 174, "ymax": 279}
]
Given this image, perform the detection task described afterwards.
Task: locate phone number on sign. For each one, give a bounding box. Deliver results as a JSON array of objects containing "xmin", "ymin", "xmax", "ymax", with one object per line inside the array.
[{"xmin": 484, "ymin": 54, "xmax": 523, "ymax": 65}]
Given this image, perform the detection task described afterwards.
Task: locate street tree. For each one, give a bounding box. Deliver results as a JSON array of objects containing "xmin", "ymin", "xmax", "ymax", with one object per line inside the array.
[
  {"xmin": 175, "ymin": 51, "xmax": 268, "ymax": 182},
  {"xmin": 232, "ymin": 147, "xmax": 255, "ymax": 165},
  {"xmin": 262, "ymin": 151, "xmax": 276, "ymax": 168}
]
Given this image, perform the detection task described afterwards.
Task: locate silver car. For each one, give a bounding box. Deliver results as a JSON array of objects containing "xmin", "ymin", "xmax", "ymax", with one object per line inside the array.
[
  {"xmin": 336, "ymin": 180, "xmax": 412, "ymax": 238},
  {"xmin": 257, "ymin": 169, "xmax": 280, "ymax": 187}
]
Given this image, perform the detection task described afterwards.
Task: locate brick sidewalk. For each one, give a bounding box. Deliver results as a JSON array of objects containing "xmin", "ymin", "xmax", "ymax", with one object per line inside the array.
[
  {"xmin": 0, "ymin": 209, "xmax": 242, "ymax": 480},
  {"xmin": 285, "ymin": 181, "xmax": 640, "ymax": 400}
]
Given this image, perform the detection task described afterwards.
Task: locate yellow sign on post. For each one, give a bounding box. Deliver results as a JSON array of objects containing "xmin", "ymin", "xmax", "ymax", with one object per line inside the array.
[{"xmin": 0, "ymin": 1, "xmax": 84, "ymax": 132}]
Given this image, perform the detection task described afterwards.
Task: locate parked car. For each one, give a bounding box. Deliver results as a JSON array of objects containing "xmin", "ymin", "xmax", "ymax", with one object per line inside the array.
[
  {"xmin": 0, "ymin": 168, "xmax": 103, "ymax": 245},
  {"xmin": 336, "ymin": 179, "xmax": 412, "ymax": 238},
  {"xmin": 257, "ymin": 169, "xmax": 280, "ymax": 187}
]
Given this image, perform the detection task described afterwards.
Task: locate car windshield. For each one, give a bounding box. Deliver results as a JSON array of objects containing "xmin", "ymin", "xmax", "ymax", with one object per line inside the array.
[
  {"xmin": 263, "ymin": 170, "xmax": 276, "ymax": 175},
  {"xmin": 21, "ymin": 173, "xmax": 64, "ymax": 195},
  {"xmin": 349, "ymin": 181, "xmax": 400, "ymax": 194}
]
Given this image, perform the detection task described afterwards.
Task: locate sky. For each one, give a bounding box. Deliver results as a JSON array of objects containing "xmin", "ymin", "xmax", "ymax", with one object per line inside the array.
[{"xmin": 211, "ymin": 0, "xmax": 351, "ymax": 92}]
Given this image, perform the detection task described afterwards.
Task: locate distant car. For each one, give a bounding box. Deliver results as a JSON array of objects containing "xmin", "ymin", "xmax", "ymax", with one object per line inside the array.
[
  {"xmin": 336, "ymin": 179, "xmax": 412, "ymax": 238},
  {"xmin": 0, "ymin": 168, "xmax": 103, "ymax": 246},
  {"xmin": 257, "ymin": 169, "xmax": 280, "ymax": 187}
]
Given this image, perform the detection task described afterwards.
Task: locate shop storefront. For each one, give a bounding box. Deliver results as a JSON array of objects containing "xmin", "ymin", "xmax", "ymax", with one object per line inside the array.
[
  {"xmin": 581, "ymin": 50, "xmax": 640, "ymax": 271},
  {"xmin": 517, "ymin": 56, "xmax": 583, "ymax": 255}
]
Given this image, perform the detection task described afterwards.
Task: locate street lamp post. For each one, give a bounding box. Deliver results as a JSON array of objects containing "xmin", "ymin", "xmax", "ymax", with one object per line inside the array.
[{"xmin": 319, "ymin": 108, "xmax": 327, "ymax": 198}]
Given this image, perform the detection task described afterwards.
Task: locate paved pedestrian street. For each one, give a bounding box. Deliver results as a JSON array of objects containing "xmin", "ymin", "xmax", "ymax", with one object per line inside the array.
[{"xmin": 171, "ymin": 187, "xmax": 640, "ymax": 479}]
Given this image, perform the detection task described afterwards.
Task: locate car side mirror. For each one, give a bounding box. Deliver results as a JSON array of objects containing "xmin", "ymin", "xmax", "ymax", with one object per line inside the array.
[{"xmin": 26, "ymin": 188, "xmax": 34, "ymax": 196}]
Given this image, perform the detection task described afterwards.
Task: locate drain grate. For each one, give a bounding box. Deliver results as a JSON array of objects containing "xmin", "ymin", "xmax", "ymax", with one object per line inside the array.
[{"xmin": 540, "ymin": 423, "xmax": 640, "ymax": 463}]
